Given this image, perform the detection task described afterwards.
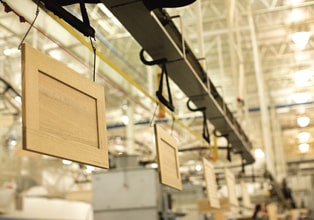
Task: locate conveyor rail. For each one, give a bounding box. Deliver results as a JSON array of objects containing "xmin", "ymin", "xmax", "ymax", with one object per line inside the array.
[{"xmin": 100, "ymin": 0, "xmax": 255, "ymax": 164}]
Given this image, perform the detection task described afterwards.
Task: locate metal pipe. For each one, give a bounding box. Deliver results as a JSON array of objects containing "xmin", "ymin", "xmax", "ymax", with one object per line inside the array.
[
  {"xmin": 194, "ymin": 0, "xmax": 206, "ymax": 69},
  {"xmin": 248, "ymin": 4, "xmax": 275, "ymax": 176}
]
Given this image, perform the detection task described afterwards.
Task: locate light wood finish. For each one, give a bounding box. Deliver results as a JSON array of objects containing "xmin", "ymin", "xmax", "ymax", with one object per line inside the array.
[
  {"xmin": 224, "ymin": 168, "xmax": 239, "ymax": 206},
  {"xmin": 266, "ymin": 203, "xmax": 277, "ymax": 220},
  {"xmin": 197, "ymin": 198, "xmax": 230, "ymax": 214},
  {"xmin": 0, "ymin": 115, "xmax": 14, "ymax": 127},
  {"xmin": 154, "ymin": 124, "xmax": 182, "ymax": 190},
  {"xmin": 66, "ymin": 190, "xmax": 92, "ymax": 203},
  {"xmin": 203, "ymin": 158, "xmax": 220, "ymax": 208},
  {"xmin": 214, "ymin": 212, "xmax": 226, "ymax": 220},
  {"xmin": 14, "ymin": 145, "xmax": 40, "ymax": 158},
  {"xmin": 22, "ymin": 43, "xmax": 108, "ymax": 168}
]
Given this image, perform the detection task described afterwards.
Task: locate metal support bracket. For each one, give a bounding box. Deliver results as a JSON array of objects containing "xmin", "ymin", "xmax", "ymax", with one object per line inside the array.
[{"xmin": 41, "ymin": 0, "xmax": 96, "ymax": 37}]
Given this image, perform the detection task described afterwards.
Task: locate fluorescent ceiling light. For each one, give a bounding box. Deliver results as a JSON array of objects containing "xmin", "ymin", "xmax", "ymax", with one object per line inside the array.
[
  {"xmin": 297, "ymin": 116, "xmax": 310, "ymax": 127},
  {"xmin": 195, "ymin": 164, "xmax": 202, "ymax": 172},
  {"xmin": 62, "ymin": 159, "xmax": 72, "ymax": 165},
  {"xmin": 14, "ymin": 96, "xmax": 22, "ymax": 104},
  {"xmin": 121, "ymin": 115, "xmax": 129, "ymax": 125},
  {"xmin": 291, "ymin": 31, "xmax": 311, "ymax": 49},
  {"xmin": 284, "ymin": 0, "xmax": 304, "ymax": 5},
  {"xmin": 86, "ymin": 165, "xmax": 95, "ymax": 173},
  {"xmin": 297, "ymin": 131, "xmax": 311, "ymax": 143},
  {"xmin": 298, "ymin": 143, "xmax": 310, "ymax": 153},
  {"xmin": 292, "ymin": 93, "xmax": 310, "ymax": 104},
  {"xmin": 294, "ymin": 69, "xmax": 312, "ymax": 86},
  {"xmin": 151, "ymin": 163, "xmax": 158, "ymax": 169},
  {"xmin": 3, "ymin": 48, "xmax": 19, "ymax": 56},
  {"xmin": 295, "ymin": 52, "xmax": 310, "ymax": 61},
  {"xmin": 287, "ymin": 9, "xmax": 306, "ymax": 23},
  {"xmin": 254, "ymin": 148, "xmax": 265, "ymax": 159}
]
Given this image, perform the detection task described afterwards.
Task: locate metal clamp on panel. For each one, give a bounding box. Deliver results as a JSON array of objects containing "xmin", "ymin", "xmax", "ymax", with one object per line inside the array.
[
  {"xmin": 140, "ymin": 49, "xmax": 175, "ymax": 112},
  {"xmin": 186, "ymin": 99, "xmax": 210, "ymax": 144}
]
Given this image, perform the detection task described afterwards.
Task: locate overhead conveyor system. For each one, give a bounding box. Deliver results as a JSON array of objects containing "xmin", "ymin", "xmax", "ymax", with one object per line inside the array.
[{"xmin": 99, "ymin": 0, "xmax": 255, "ymax": 164}]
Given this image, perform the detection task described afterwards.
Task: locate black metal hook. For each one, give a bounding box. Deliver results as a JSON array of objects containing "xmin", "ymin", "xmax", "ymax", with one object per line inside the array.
[
  {"xmin": 186, "ymin": 98, "xmax": 206, "ymax": 112},
  {"xmin": 139, "ymin": 49, "xmax": 167, "ymax": 66},
  {"xmin": 241, "ymin": 158, "xmax": 245, "ymax": 174},
  {"xmin": 213, "ymin": 129, "xmax": 232, "ymax": 162},
  {"xmin": 186, "ymin": 99, "xmax": 210, "ymax": 144},
  {"xmin": 140, "ymin": 49, "xmax": 175, "ymax": 112},
  {"xmin": 42, "ymin": 0, "xmax": 95, "ymax": 37}
]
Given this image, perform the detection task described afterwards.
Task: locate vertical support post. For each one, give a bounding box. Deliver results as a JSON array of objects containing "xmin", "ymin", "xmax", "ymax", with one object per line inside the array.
[
  {"xmin": 270, "ymin": 105, "xmax": 287, "ymax": 181},
  {"xmin": 194, "ymin": 0, "xmax": 206, "ymax": 69},
  {"xmin": 248, "ymin": 5, "xmax": 275, "ymax": 176},
  {"xmin": 226, "ymin": 0, "xmax": 238, "ymax": 109}
]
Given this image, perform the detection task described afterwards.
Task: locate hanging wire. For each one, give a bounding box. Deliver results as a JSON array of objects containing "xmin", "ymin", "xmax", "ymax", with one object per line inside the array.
[
  {"xmin": 89, "ymin": 37, "xmax": 97, "ymax": 82},
  {"xmin": 18, "ymin": 0, "xmax": 40, "ymax": 50},
  {"xmin": 149, "ymin": 102, "xmax": 159, "ymax": 127}
]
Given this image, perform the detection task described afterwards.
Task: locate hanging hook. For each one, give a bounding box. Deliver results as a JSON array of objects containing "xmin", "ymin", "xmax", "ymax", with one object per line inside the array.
[
  {"xmin": 241, "ymin": 157, "xmax": 245, "ymax": 174},
  {"xmin": 89, "ymin": 36, "xmax": 97, "ymax": 82},
  {"xmin": 140, "ymin": 49, "xmax": 167, "ymax": 66},
  {"xmin": 213, "ymin": 129, "xmax": 232, "ymax": 162},
  {"xmin": 18, "ymin": 0, "xmax": 40, "ymax": 50},
  {"xmin": 140, "ymin": 49, "xmax": 175, "ymax": 112},
  {"xmin": 186, "ymin": 98, "xmax": 210, "ymax": 144},
  {"xmin": 149, "ymin": 102, "xmax": 159, "ymax": 127},
  {"xmin": 186, "ymin": 98, "xmax": 206, "ymax": 112}
]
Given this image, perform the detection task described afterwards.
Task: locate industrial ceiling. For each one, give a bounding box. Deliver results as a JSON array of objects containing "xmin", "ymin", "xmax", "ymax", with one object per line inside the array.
[{"xmin": 0, "ymin": 0, "xmax": 314, "ymax": 199}]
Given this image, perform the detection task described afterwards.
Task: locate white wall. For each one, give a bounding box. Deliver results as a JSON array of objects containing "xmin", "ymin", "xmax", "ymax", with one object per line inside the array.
[{"xmin": 1, "ymin": 197, "xmax": 93, "ymax": 220}]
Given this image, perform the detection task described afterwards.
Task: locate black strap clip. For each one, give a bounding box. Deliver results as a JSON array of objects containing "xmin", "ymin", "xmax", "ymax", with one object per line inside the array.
[
  {"xmin": 213, "ymin": 129, "xmax": 232, "ymax": 162},
  {"xmin": 140, "ymin": 49, "xmax": 175, "ymax": 112},
  {"xmin": 187, "ymin": 99, "xmax": 210, "ymax": 144},
  {"xmin": 42, "ymin": 0, "xmax": 96, "ymax": 37}
]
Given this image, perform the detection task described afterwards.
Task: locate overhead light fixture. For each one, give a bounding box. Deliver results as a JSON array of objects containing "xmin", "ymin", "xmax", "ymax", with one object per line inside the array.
[
  {"xmin": 62, "ymin": 159, "xmax": 72, "ymax": 165},
  {"xmin": 294, "ymin": 69, "xmax": 313, "ymax": 86},
  {"xmin": 292, "ymin": 93, "xmax": 310, "ymax": 104},
  {"xmin": 297, "ymin": 131, "xmax": 311, "ymax": 143},
  {"xmin": 195, "ymin": 164, "xmax": 202, "ymax": 172},
  {"xmin": 150, "ymin": 163, "xmax": 158, "ymax": 169},
  {"xmin": 3, "ymin": 48, "xmax": 19, "ymax": 56},
  {"xmin": 7, "ymin": 136, "xmax": 17, "ymax": 148},
  {"xmin": 295, "ymin": 52, "xmax": 310, "ymax": 61},
  {"xmin": 254, "ymin": 148, "xmax": 265, "ymax": 159},
  {"xmin": 121, "ymin": 115, "xmax": 129, "ymax": 125},
  {"xmin": 86, "ymin": 165, "xmax": 95, "ymax": 174},
  {"xmin": 284, "ymin": 0, "xmax": 304, "ymax": 5},
  {"xmin": 291, "ymin": 31, "xmax": 311, "ymax": 49},
  {"xmin": 298, "ymin": 143, "xmax": 310, "ymax": 153},
  {"xmin": 297, "ymin": 116, "xmax": 310, "ymax": 127},
  {"xmin": 287, "ymin": 9, "xmax": 307, "ymax": 23}
]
